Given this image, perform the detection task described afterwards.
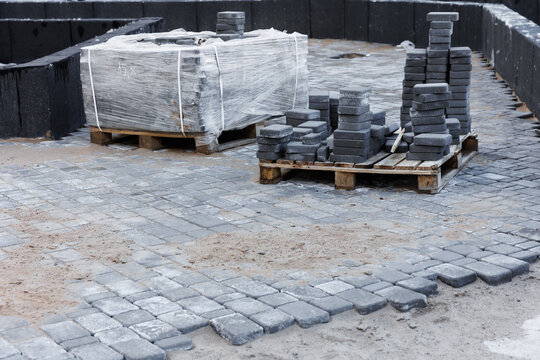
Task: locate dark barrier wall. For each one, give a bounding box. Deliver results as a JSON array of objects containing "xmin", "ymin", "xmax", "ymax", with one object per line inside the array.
[
  {"xmin": 0, "ymin": 18, "xmax": 164, "ymax": 139},
  {"xmin": 1, "ymin": 19, "xmax": 131, "ymax": 64}
]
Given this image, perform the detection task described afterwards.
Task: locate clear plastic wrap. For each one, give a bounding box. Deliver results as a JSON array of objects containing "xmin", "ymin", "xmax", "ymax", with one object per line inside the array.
[{"xmin": 80, "ymin": 28, "xmax": 309, "ymax": 145}]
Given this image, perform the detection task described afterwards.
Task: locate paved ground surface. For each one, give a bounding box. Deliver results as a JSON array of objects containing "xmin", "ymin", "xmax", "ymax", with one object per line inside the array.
[{"xmin": 0, "ymin": 39, "xmax": 538, "ymax": 360}]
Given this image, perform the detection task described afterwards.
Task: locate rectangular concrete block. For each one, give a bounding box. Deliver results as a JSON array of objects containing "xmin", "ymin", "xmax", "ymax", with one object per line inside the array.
[
  {"xmin": 531, "ymin": 44, "xmax": 540, "ymax": 116},
  {"xmin": 369, "ymin": 1, "xmax": 414, "ymax": 45},
  {"xmin": 143, "ymin": 2, "xmax": 197, "ymax": 31},
  {"xmin": 252, "ymin": 0, "xmax": 310, "ymax": 35},
  {"xmin": 413, "ymin": 3, "xmax": 460, "ymax": 49},
  {"xmin": 310, "ymin": 0, "xmax": 344, "ymax": 38},
  {"xmin": 45, "ymin": 2, "xmax": 94, "ymax": 19},
  {"xmin": 511, "ymin": 25, "xmax": 535, "ymax": 105},
  {"xmin": 10, "ymin": 20, "xmax": 71, "ymax": 64},
  {"xmin": 344, "ymin": 0, "xmax": 368, "ymax": 41},
  {"xmin": 0, "ymin": 72, "xmax": 20, "ymax": 138},
  {"xmin": 196, "ymin": 1, "xmax": 253, "ymax": 32},
  {"xmin": 0, "ymin": 2, "xmax": 46, "ymax": 18}
]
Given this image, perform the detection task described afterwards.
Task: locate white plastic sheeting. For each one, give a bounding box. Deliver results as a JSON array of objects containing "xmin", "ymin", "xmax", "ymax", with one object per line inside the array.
[{"xmin": 80, "ymin": 28, "xmax": 309, "ymax": 145}]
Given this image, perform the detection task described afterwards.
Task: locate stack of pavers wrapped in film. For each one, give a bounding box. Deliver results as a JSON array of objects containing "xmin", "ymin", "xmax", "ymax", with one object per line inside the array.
[
  {"xmin": 407, "ymin": 83, "xmax": 452, "ymax": 161},
  {"xmin": 284, "ymin": 109, "xmax": 328, "ymax": 162},
  {"xmin": 309, "ymin": 91, "xmax": 331, "ymax": 133},
  {"xmin": 329, "ymin": 88, "xmax": 372, "ymax": 163},
  {"xmin": 216, "ymin": 11, "xmax": 245, "ymax": 40},
  {"xmin": 449, "ymin": 47, "xmax": 472, "ymax": 135},
  {"xmin": 401, "ymin": 49, "xmax": 427, "ymax": 130},
  {"xmin": 256, "ymin": 124, "xmax": 293, "ymax": 160}
]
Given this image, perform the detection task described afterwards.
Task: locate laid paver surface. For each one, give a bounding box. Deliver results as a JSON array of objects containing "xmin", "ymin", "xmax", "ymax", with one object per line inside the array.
[{"xmin": 0, "ymin": 39, "xmax": 538, "ymax": 358}]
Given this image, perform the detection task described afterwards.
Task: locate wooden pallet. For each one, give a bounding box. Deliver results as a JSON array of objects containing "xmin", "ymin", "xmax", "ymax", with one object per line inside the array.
[
  {"xmin": 259, "ymin": 133, "xmax": 478, "ymax": 194},
  {"xmin": 89, "ymin": 124, "xmax": 257, "ymax": 154}
]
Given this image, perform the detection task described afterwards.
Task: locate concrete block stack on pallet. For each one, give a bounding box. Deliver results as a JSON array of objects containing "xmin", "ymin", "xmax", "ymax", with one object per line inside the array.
[
  {"xmin": 401, "ymin": 49, "xmax": 426, "ymax": 129},
  {"xmin": 407, "ymin": 83, "xmax": 452, "ymax": 161},
  {"xmin": 425, "ymin": 13, "xmax": 459, "ymax": 85},
  {"xmin": 256, "ymin": 125, "xmax": 293, "ymax": 160},
  {"xmin": 449, "ymin": 47, "xmax": 473, "ymax": 134},
  {"xmin": 329, "ymin": 88, "xmax": 372, "ymax": 163},
  {"xmin": 216, "ymin": 11, "xmax": 245, "ymax": 40},
  {"xmin": 309, "ymin": 91, "xmax": 331, "ymax": 133},
  {"xmin": 285, "ymin": 120, "xmax": 328, "ymax": 161}
]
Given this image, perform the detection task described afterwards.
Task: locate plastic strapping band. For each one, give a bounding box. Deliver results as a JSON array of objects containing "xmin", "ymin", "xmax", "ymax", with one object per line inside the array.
[
  {"xmin": 87, "ymin": 49, "xmax": 101, "ymax": 131},
  {"xmin": 213, "ymin": 45, "xmax": 225, "ymax": 131},
  {"xmin": 177, "ymin": 50, "xmax": 185, "ymax": 136},
  {"xmin": 293, "ymin": 34, "xmax": 299, "ymax": 108}
]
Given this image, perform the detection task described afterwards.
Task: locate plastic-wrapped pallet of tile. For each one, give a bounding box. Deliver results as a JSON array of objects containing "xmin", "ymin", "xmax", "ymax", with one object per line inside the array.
[
  {"xmin": 80, "ymin": 28, "xmax": 308, "ymax": 148},
  {"xmin": 449, "ymin": 47, "xmax": 472, "ymax": 134},
  {"xmin": 330, "ymin": 88, "xmax": 372, "ymax": 163},
  {"xmin": 407, "ymin": 83, "xmax": 452, "ymax": 161}
]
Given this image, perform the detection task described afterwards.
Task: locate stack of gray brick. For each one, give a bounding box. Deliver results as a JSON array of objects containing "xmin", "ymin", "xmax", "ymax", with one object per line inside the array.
[
  {"xmin": 449, "ymin": 47, "xmax": 473, "ymax": 134},
  {"xmin": 426, "ymin": 13, "xmax": 459, "ymax": 85},
  {"xmin": 329, "ymin": 88, "xmax": 372, "ymax": 163},
  {"xmin": 286, "ymin": 121, "xmax": 327, "ymax": 161},
  {"xmin": 256, "ymin": 124, "xmax": 293, "ymax": 160},
  {"xmin": 309, "ymin": 90, "xmax": 331, "ymax": 133},
  {"xmin": 401, "ymin": 49, "xmax": 427, "ymax": 129},
  {"xmin": 285, "ymin": 108, "xmax": 320, "ymax": 127},
  {"xmin": 216, "ymin": 11, "xmax": 245, "ymax": 41}
]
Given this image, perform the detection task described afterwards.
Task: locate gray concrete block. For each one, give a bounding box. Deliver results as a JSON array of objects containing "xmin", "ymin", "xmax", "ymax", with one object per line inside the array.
[
  {"xmin": 413, "ymin": 133, "xmax": 452, "ymax": 146},
  {"xmin": 154, "ymin": 334, "xmax": 192, "ymax": 352},
  {"xmin": 258, "ymin": 293, "xmax": 298, "ymax": 307},
  {"xmin": 286, "ymin": 142, "xmax": 320, "ymax": 154},
  {"xmin": 463, "ymin": 261, "xmax": 512, "ymax": 286},
  {"xmin": 397, "ymin": 277, "xmax": 438, "ymax": 296},
  {"xmin": 412, "ymin": 270, "xmax": 438, "ymax": 281},
  {"xmin": 19, "ymin": 337, "xmax": 71, "ymax": 360},
  {"xmin": 428, "ymin": 263, "xmax": 477, "ymax": 288},
  {"xmin": 413, "ymin": 83, "xmax": 449, "ymax": 95},
  {"xmin": 485, "ymin": 244, "xmax": 521, "ymax": 255},
  {"xmin": 177, "ymin": 296, "xmax": 224, "ymax": 315},
  {"xmin": 190, "ymin": 281, "xmax": 235, "ymax": 299},
  {"xmin": 213, "ymin": 292, "xmax": 246, "ymax": 305},
  {"xmin": 298, "ymin": 120, "xmax": 327, "ymax": 133},
  {"xmin": 94, "ymin": 327, "xmax": 139, "ymax": 346},
  {"xmin": 376, "ymin": 286, "xmax": 427, "ymax": 312},
  {"xmin": 259, "ymin": 124, "xmax": 294, "ymax": 138},
  {"xmin": 336, "ymin": 288, "xmax": 387, "ymax": 315},
  {"xmin": 409, "ymin": 144, "xmax": 448, "ymax": 153},
  {"xmin": 113, "ymin": 310, "xmax": 155, "ymax": 328},
  {"xmin": 333, "ymin": 129, "xmax": 370, "ymax": 140},
  {"xmin": 410, "ymin": 116, "xmax": 446, "ymax": 126},
  {"xmin": 210, "ymin": 314, "xmax": 264, "ymax": 345},
  {"xmin": 70, "ymin": 342, "xmax": 122, "ymax": 360},
  {"xmin": 75, "ymin": 313, "xmax": 122, "ymax": 335},
  {"xmin": 60, "ymin": 336, "xmax": 99, "ymax": 351},
  {"xmin": 41, "ymin": 321, "xmax": 90, "ymax": 343},
  {"xmin": 373, "ymin": 268, "xmax": 412, "ymax": 284},
  {"xmin": 129, "ymin": 320, "xmax": 180, "ymax": 342},
  {"xmin": 134, "ymin": 296, "xmax": 180, "ymax": 316},
  {"xmin": 285, "ymin": 109, "xmax": 320, "ymax": 121},
  {"xmin": 412, "ymin": 124, "xmax": 448, "ymax": 134},
  {"xmin": 277, "ymin": 301, "xmax": 329, "ymax": 328},
  {"xmin": 111, "ymin": 338, "xmax": 166, "ymax": 360},
  {"xmin": 282, "ymin": 285, "xmax": 328, "ymax": 302},
  {"xmin": 200, "ymin": 309, "xmax": 235, "ymax": 320},
  {"xmin": 93, "ymin": 297, "xmax": 138, "ymax": 317},
  {"xmin": 226, "ymin": 280, "xmax": 278, "ymax": 298},
  {"xmin": 309, "ymin": 296, "xmax": 353, "ymax": 315},
  {"xmin": 224, "ymin": 298, "xmax": 273, "ymax": 317},
  {"xmin": 0, "ymin": 337, "xmax": 20, "ymax": 359},
  {"xmin": 362, "ymin": 281, "xmax": 393, "ymax": 293},
  {"xmin": 509, "ymin": 250, "xmax": 538, "ymax": 264},
  {"xmin": 451, "ymin": 258, "xmax": 477, "ymax": 267},
  {"xmin": 249, "ymin": 309, "xmax": 295, "ymax": 333}
]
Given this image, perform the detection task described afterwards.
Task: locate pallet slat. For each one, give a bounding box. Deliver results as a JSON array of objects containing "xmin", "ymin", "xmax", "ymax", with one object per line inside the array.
[{"xmin": 373, "ymin": 153, "xmax": 406, "ymax": 169}]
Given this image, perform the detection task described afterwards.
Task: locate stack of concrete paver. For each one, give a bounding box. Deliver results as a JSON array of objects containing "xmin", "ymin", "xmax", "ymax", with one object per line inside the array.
[
  {"xmin": 329, "ymin": 91, "xmax": 340, "ymax": 131},
  {"xmin": 309, "ymin": 91, "xmax": 331, "ymax": 133},
  {"xmin": 329, "ymin": 88, "xmax": 372, "ymax": 163},
  {"xmin": 446, "ymin": 118, "xmax": 461, "ymax": 145},
  {"xmin": 216, "ymin": 11, "xmax": 245, "ymax": 40},
  {"xmin": 256, "ymin": 124, "xmax": 293, "ymax": 160},
  {"xmin": 285, "ymin": 124, "xmax": 324, "ymax": 162},
  {"xmin": 425, "ymin": 13, "xmax": 458, "ymax": 85},
  {"xmin": 401, "ymin": 49, "xmax": 427, "ymax": 128},
  {"xmin": 372, "ymin": 111, "xmax": 386, "ymax": 126},
  {"xmin": 285, "ymin": 109, "xmax": 320, "ymax": 127},
  {"xmin": 449, "ymin": 47, "xmax": 472, "ymax": 134},
  {"xmin": 407, "ymin": 83, "xmax": 452, "ymax": 161},
  {"xmin": 298, "ymin": 120, "xmax": 329, "ymax": 141}
]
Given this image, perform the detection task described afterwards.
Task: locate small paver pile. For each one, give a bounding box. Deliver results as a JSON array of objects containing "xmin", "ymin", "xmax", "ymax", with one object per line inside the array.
[
  {"xmin": 216, "ymin": 11, "xmax": 245, "ymax": 40},
  {"xmin": 256, "ymin": 124, "xmax": 293, "ymax": 160},
  {"xmin": 286, "ymin": 120, "xmax": 328, "ymax": 161},
  {"xmin": 449, "ymin": 47, "xmax": 473, "ymax": 134},
  {"xmin": 309, "ymin": 91, "xmax": 331, "ymax": 132}
]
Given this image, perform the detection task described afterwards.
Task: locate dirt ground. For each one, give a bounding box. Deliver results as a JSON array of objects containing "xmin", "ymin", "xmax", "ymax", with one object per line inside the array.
[{"xmin": 171, "ymin": 264, "xmax": 540, "ymax": 360}]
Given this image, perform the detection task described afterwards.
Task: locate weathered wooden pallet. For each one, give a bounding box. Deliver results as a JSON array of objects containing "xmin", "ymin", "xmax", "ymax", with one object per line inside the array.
[
  {"xmin": 259, "ymin": 133, "xmax": 478, "ymax": 194},
  {"xmin": 89, "ymin": 124, "xmax": 257, "ymax": 154}
]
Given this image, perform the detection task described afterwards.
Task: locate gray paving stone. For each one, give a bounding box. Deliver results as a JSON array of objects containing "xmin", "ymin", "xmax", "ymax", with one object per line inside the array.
[
  {"xmin": 18, "ymin": 337, "xmax": 71, "ymax": 360},
  {"xmin": 314, "ymin": 280, "xmax": 354, "ymax": 295},
  {"xmin": 249, "ymin": 309, "xmax": 295, "ymax": 334},
  {"xmin": 107, "ymin": 279, "xmax": 148, "ymax": 298},
  {"xmin": 224, "ymin": 298, "xmax": 273, "ymax": 317},
  {"xmin": 228, "ymin": 280, "xmax": 278, "ymax": 298},
  {"xmin": 509, "ymin": 250, "xmax": 538, "ymax": 264},
  {"xmin": 362, "ymin": 281, "xmax": 393, "ymax": 292},
  {"xmin": 95, "ymin": 327, "xmax": 139, "ymax": 346},
  {"xmin": 467, "ymin": 251, "xmax": 495, "ymax": 260},
  {"xmin": 396, "ymin": 277, "xmax": 438, "ymax": 295},
  {"xmin": 190, "ymin": 281, "xmax": 235, "ymax": 299},
  {"xmin": 133, "ymin": 296, "xmax": 180, "ymax": 316},
  {"xmin": 41, "ymin": 320, "xmax": 90, "ymax": 343},
  {"xmin": 485, "ymin": 244, "xmax": 521, "ymax": 255},
  {"xmin": 113, "ymin": 310, "xmax": 155, "ymax": 327},
  {"xmin": 201, "ymin": 309, "xmax": 236, "ymax": 320},
  {"xmin": 258, "ymin": 292, "xmax": 298, "ymax": 307},
  {"xmin": 463, "ymin": 261, "xmax": 513, "ymax": 286},
  {"xmin": 70, "ymin": 342, "xmax": 122, "ymax": 360},
  {"xmin": 111, "ymin": 339, "xmax": 166, "ymax": 360},
  {"xmin": 309, "ymin": 296, "xmax": 353, "ymax": 315},
  {"xmin": 336, "ymin": 288, "xmax": 387, "ymax": 315},
  {"xmin": 428, "ymin": 263, "xmax": 477, "ymax": 288},
  {"xmin": 173, "ymin": 272, "xmax": 210, "ymax": 287},
  {"xmin": 161, "ymin": 287, "xmax": 198, "ymax": 302},
  {"xmin": 213, "ymin": 292, "xmax": 246, "ymax": 304},
  {"xmin": 74, "ymin": 313, "xmax": 122, "ymax": 334},
  {"xmin": 84, "ymin": 292, "xmax": 117, "ymax": 304},
  {"xmin": 129, "ymin": 320, "xmax": 180, "ymax": 342},
  {"xmin": 429, "ymin": 250, "xmax": 464, "ymax": 263},
  {"xmin": 210, "ymin": 313, "xmax": 264, "ymax": 345},
  {"xmin": 2, "ymin": 325, "xmax": 42, "ymax": 343},
  {"xmin": 411, "ymin": 270, "xmax": 438, "ymax": 281},
  {"xmin": 444, "ymin": 244, "xmax": 479, "ymax": 256},
  {"xmin": 154, "ymin": 335, "xmax": 193, "ymax": 352},
  {"xmin": 277, "ymin": 301, "xmax": 329, "ymax": 328},
  {"xmin": 177, "ymin": 296, "xmax": 224, "ymax": 315},
  {"xmin": 282, "ymin": 285, "xmax": 328, "ymax": 302},
  {"xmin": 515, "ymin": 241, "xmax": 540, "ymax": 250},
  {"xmin": 0, "ymin": 338, "xmax": 19, "ymax": 359},
  {"xmin": 157, "ymin": 310, "xmax": 208, "ymax": 333},
  {"xmin": 60, "ymin": 336, "xmax": 99, "ymax": 351},
  {"xmin": 373, "ymin": 268, "xmax": 412, "ymax": 284},
  {"xmin": 123, "ymin": 290, "xmax": 159, "ymax": 303},
  {"xmin": 93, "ymin": 297, "xmax": 138, "ymax": 316},
  {"xmin": 0, "ymin": 316, "xmax": 28, "ymax": 332},
  {"xmin": 376, "ymin": 286, "xmax": 427, "ymax": 312},
  {"xmin": 482, "ymin": 254, "xmax": 529, "ymax": 276},
  {"xmin": 339, "ymin": 276, "xmax": 380, "ymax": 288},
  {"xmin": 451, "ymin": 258, "xmax": 478, "ymax": 267}
]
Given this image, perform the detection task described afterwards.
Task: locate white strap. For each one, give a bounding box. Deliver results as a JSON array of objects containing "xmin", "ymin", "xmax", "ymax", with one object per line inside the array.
[
  {"xmin": 177, "ymin": 50, "xmax": 185, "ymax": 136},
  {"xmin": 292, "ymin": 34, "xmax": 299, "ymax": 108},
  {"xmin": 87, "ymin": 49, "xmax": 101, "ymax": 131},
  {"xmin": 213, "ymin": 45, "xmax": 225, "ymax": 131}
]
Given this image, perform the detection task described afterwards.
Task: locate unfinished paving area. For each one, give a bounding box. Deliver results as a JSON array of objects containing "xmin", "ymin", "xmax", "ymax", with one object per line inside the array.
[{"xmin": 0, "ymin": 39, "xmax": 539, "ymax": 359}]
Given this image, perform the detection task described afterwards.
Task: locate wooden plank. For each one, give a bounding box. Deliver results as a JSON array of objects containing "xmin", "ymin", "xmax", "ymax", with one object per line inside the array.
[
  {"xmin": 395, "ymin": 159, "xmax": 421, "ymax": 171},
  {"xmin": 88, "ymin": 126, "xmax": 203, "ymax": 138},
  {"xmin": 314, "ymin": 161, "xmax": 333, "ymax": 167},
  {"xmin": 259, "ymin": 162, "xmax": 437, "ymax": 175},
  {"xmin": 335, "ymin": 171, "xmax": 356, "ymax": 190},
  {"xmin": 354, "ymin": 151, "xmax": 391, "ymax": 168},
  {"xmin": 462, "ymin": 136, "xmax": 478, "ymax": 152},
  {"xmin": 373, "ymin": 153, "xmax": 406, "ymax": 169},
  {"xmin": 277, "ymin": 159, "xmax": 294, "ymax": 165}
]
